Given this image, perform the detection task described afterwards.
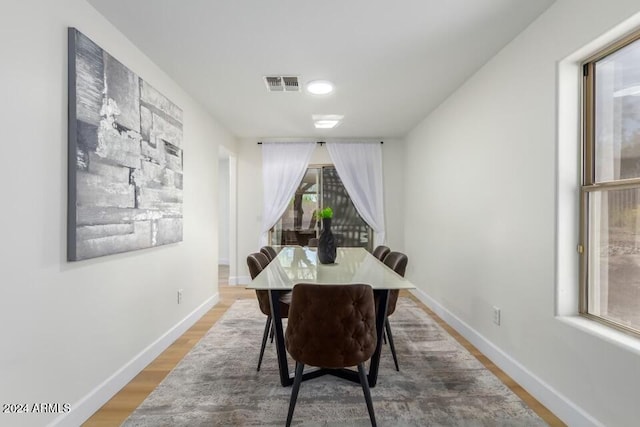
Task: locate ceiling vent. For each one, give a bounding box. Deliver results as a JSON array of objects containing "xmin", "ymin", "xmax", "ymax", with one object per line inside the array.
[{"xmin": 263, "ymin": 76, "xmax": 300, "ymax": 92}]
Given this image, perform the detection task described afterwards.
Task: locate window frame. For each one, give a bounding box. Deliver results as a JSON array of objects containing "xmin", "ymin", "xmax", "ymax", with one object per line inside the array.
[{"xmin": 580, "ymin": 28, "xmax": 640, "ymax": 337}]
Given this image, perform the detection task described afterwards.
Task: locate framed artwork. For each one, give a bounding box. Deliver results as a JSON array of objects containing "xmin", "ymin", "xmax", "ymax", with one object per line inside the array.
[{"xmin": 67, "ymin": 28, "xmax": 183, "ymax": 261}]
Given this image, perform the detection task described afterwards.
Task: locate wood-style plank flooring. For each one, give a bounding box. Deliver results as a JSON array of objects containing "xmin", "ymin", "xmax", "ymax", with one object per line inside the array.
[{"xmin": 84, "ymin": 265, "xmax": 565, "ymax": 426}]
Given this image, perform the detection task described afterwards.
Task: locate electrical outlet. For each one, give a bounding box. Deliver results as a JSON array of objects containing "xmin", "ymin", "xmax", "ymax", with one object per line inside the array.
[
  {"xmin": 178, "ymin": 289, "xmax": 183, "ymax": 304},
  {"xmin": 493, "ymin": 306, "xmax": 501, "ymax": 325}
]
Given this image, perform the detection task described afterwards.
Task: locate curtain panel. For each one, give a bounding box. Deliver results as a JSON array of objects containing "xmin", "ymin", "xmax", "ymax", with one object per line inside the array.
[
  {"xmin": 260, "ymin": 141, "xmax": 316, "ymax": 246},
  {"xmin": 326, "ymin": 141, "xmax": 385, "ymax": 246}
]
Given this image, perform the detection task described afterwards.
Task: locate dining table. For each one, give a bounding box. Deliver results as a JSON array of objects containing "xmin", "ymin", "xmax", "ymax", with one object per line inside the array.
[{"xmin": 246, "ymin": 246, "xmax": 415, "ymax": 387}]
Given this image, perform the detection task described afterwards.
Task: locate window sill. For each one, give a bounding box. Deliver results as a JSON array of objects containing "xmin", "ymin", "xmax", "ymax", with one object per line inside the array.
[{"xmin": 556, "ymin": 315, "xmax": 640, "ymax": 356}]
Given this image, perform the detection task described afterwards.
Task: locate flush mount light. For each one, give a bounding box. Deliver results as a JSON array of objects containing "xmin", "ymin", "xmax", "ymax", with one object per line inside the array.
[
  {"xmin": 314, "ymin": 120, "xmax": 340, "ymax": 129},
  {"xmin": 306, "ymin": 80, "xmax": 334, "ymax": 95},
  {"xmin": 312, "ymin": 114, "xmax": 343, "ymax": 129}
]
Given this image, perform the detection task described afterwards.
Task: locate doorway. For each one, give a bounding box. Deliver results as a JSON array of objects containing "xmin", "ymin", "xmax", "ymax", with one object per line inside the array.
[{"xmin": 218, "ymin": 147, "xmax": 238, "ymax": 284}]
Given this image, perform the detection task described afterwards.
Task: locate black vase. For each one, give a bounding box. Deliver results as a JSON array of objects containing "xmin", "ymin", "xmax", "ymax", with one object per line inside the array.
[{"xmin": 318, "ymin": 218, "xmax": 337, "ymax": 264}]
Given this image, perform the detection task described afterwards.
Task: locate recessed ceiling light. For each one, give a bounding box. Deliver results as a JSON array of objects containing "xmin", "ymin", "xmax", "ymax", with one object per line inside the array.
[
  {"xmin": 314, "ymin": 120, "xmax": 340, "ymax": 129},
  {"xmin": 306, "ymin": 80, "xmax": 334, "ymax": 95},
  {"xmin": 312, "ymin": 114, "xmax": 343, "ymax": 129}
]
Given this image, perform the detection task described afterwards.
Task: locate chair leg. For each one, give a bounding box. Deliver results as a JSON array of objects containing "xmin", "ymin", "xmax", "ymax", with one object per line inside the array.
[
  {"xmin": 385, "ymin": 318, "xmax": 399, "ymax": 371},
  {"xmin": 269, "ymin": 322, "xmax": 274, "ymax": 343},
  {"xmin": 257, "ymin": 316, "xmax": 271, "ymax": 372},
  {"xmin": 357, "ymin": 363, "xmax": 377, "ymax": 427},
  {"xmin": 286, "ymin": 362, "xmax": 305, "ymax": 427}
]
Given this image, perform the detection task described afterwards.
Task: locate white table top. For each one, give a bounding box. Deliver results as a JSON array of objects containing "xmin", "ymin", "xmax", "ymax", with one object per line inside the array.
[{"xmin": 247, "ymin": 246, "xmax": 415, "ymax": 290}]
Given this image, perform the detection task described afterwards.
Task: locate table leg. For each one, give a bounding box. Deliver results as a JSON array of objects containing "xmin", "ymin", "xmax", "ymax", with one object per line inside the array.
[
  {"xmin": 368, "ymin": 289, "xmax": 389, "ymax": 387},
  {"xmin": 269, "ymin": 289, "xmax": 293, "ymax": 386}
]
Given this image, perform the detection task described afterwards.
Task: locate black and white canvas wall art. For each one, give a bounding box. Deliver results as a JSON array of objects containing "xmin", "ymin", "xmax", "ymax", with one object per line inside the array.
[{"xmin": 67, "ymin": 28, "xmax": 183, "ymax": 261}]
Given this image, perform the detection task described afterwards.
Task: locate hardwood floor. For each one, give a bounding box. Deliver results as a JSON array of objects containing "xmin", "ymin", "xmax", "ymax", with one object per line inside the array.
[
  {"xmin": 84, "ymin": 265, "xmax": 565, "ymax": 426},
  {"xmin": 405, "ymin": 295, "xmax": 565, "ymax": 427}
]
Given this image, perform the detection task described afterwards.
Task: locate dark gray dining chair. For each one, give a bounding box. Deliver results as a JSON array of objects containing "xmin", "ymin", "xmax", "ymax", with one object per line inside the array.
[
  {"xmin": 260, "ymin": 246, "xmax": 278, "ymax": 262},
  {"xmin": 380, "ymin": 251, "xmax": 408, "ymax": 371},
  {"xmin": 372, "ymin": 245, "xmax": 390, "ymax": 261},
  {"xmin": 247, "ymin": 252, "xmax": 291, "ymax": 371},
  {"xmin": 285, "ymin": 283, "xmax": 378, "ymax": 427}
]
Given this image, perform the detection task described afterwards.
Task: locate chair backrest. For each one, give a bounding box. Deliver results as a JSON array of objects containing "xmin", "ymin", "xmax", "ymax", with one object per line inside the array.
[
  {"xmin": 383, "ymin": 251, "xmax": 408, "ymax": 316},
  {"xmin": 247, "ymin": 252, "xmax": 270, "ymax": 279},
  {"xmin": 285, "ymin": 284, "xmax": 377, "ymax": 369},
  {"xmin": 383, "ymin": 251, "xmax": 408, "ymax": 277},
  {"xmin": 308, "ymin": 238, "xmax": 319, "ymax": 247},
  {"xmin": 372, "ymin": 245, "xmax": 391, "ymax": 261},
  {"xmin": 260, "ymin": 246, "xmax": 278, "ymax": 262},
  {"xmin": 247, "ymin": 252, "xmax": 272, "ymax": 316}
]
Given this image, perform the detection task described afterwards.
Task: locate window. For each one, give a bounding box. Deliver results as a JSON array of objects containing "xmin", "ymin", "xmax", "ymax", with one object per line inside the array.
[
  {"xmin": 581, "ymin": 29, "xmax": 640, "ymax": 335},
  {"xmin": 269, "ymin": 166, "xmax": 372, "ymax": 250}
]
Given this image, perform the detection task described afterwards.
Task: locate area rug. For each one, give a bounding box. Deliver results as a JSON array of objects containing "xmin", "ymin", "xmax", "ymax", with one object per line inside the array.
[{"xmin": 123, "ymin": 298, "xmax": 547, "ymax": 426}]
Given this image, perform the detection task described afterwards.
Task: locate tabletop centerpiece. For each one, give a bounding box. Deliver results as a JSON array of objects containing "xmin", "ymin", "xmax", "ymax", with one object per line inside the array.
[{"xmin": 316, "ymin": 207, "xmax": 337, "ymax": 264}]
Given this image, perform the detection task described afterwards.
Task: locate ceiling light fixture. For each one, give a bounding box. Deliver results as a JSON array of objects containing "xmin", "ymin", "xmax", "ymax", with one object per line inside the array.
[
  {"xmin": 306, "ymin": 80, "xmax": 334, "ymax": 95},
  {"xmin": 314, "ymin": 120, "xmax": 340, "ymax": 129},
  {"xmin": 312, "ymin": 114, "xmax": 343, "ymax": 129}
]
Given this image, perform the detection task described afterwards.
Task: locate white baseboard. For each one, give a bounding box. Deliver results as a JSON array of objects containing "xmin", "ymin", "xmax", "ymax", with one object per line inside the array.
[
  {"xmin": 410, "ymin": 288, "xmax": 602, "ymax": 427},
  {"xmin": 49, "ymin": 293, "xmax": 220, "ymax": 427},
  {"xmin": 229, "ymin": 275, "xmax": 251, "ymax": 286}
]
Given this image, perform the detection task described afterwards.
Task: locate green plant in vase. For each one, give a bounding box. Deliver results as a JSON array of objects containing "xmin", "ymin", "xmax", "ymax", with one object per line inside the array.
[
  {"xmin": 316, "ymin": 207, "xmax": 336, "ymax": 264},
  {"xmin": 315, "ymin": 207, "xmax": 333, "ymax": 220}
]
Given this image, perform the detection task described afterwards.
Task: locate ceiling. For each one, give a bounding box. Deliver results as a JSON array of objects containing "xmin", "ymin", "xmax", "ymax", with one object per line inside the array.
[{"xmin": 87, "ymin": 0, "xmax": 555, "ymax": 140}]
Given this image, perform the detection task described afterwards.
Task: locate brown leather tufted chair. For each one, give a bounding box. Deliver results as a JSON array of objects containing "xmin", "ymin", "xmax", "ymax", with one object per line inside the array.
[
  {"xmin": 371, "ymin": 245, "xmax": 390, "ymax": 261},
  {"xmin": 259, "ymin": 245, "xmax": 278, "ymax": 262},
  {"xmin": 307, "ymin": 237, "xmax": 319, "ymax": 247},
  {"xmin": 381, "ymin": 251, "xmax": 408, "ymax": 371},
  {"xmin": 285, "ymin": 284, "xmax": 378, "ymax": 427},
  {"xmin": 247, "ymin": 252, "xmax": 291, "ymax": 371}
]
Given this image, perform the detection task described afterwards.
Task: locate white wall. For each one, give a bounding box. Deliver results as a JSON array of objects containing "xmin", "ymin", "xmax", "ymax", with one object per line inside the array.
[
  {"xmin": 403, "ymin": 1, "xmax": 640, "ymax": 426},
  {"xmin": 382, "ymin": 140, "xmax": 406, "ymax": 252},
  {"xmin": 0, "ymin": 1, "xmax": 236, "ymax": 426},
  {"xmin": 234, "ymin": 139, "xmax": 405, "ymax": 283}
]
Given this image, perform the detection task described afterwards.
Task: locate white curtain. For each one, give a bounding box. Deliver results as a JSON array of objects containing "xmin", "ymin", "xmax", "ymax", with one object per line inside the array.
[
  {"xmin": 260, "ymin": 142, "xmax": 316, "ymax": 246},
  {"xmin": 326, "ymin": 141, "xmax": 385, "ymax": 246}
]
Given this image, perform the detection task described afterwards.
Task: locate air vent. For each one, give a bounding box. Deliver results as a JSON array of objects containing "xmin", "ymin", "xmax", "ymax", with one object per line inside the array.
[
  {"xmin": 263, "ymin": 75, "xmax": 300, "ymax": 92},
  {"xmin": 282, "ymin": 76, "xmax": 299, "ymax": 91}
]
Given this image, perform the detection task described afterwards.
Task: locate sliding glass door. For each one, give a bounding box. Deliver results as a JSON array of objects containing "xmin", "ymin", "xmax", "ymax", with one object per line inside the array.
[
  {"xmin": 270, "ymin": 168, "xmax": 319, "ymax": 247},
  {"xmin": 269, "ymin": 166, "xmax": 372, "ymax": 250}
]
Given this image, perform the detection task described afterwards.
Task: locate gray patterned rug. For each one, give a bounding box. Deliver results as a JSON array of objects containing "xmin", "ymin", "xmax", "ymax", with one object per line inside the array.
[{"xmin": 123, "ymin": 298, "xmax": 547, "ymax": 426}]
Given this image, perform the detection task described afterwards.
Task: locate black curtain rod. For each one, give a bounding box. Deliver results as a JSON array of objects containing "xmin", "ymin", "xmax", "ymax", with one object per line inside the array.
[{"xmin": 257, "ymin": 141, "xmax": 383, "ymax": 145}]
